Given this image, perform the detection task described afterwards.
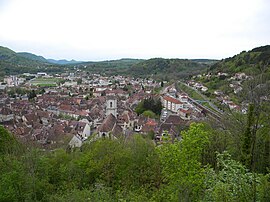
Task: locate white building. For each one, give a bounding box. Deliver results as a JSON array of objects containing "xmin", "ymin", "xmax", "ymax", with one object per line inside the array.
[
  {"xmin": 106, "ymin": 96, "xmax": 117, "ymax": 117},
  {"xmin": 37, "ymin": 72, "xmax": 47, "ymax": 77},
  {"xmin": 68, "ymin": 134, "xmax": 85, "ymax": 148},
  {"xmin": 163, "ymin": 95, "xmax": 183, "ymax": 113},
  {"xmin": 0, "ymin": 107, "xmax": 14, "ymax": 122},
  {"xmin": 179, "ymin": 93, "xmax": 189, "ymax": 102},
  {"xmin": 4, "ymin": 76, "xmax": 18, "ymax": 86},
  {"xmin": 178, "ymin": 108, "xmax": 192, "ymax": 120}
]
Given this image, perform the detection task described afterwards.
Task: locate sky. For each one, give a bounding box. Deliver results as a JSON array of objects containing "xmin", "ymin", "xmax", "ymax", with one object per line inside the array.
[{"xmin": 0, "ymin": 0, "xmax": 269, "ymax": 61}]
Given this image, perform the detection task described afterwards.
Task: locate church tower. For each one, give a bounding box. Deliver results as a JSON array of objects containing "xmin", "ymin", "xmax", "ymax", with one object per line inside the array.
[{"xmin": 106, "ymin": 96, "xmax": 117, "ymax": 117}]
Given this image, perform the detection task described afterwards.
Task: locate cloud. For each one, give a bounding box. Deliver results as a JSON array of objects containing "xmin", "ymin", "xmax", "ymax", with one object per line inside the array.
[{"xmin": 0, "ymin": 0, "xmax": 269, "ymax": 60}]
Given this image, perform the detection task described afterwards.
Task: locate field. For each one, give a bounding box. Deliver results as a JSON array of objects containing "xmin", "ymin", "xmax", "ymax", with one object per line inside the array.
[{"xmin": 29, "ymin": 77, "xmax": 58, "ymax": 87}]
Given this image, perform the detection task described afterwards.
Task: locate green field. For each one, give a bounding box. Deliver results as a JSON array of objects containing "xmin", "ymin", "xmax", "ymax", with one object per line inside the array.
[{"xmin": 30, "ymin": 77, "xmax": 59, "ymax": 87}]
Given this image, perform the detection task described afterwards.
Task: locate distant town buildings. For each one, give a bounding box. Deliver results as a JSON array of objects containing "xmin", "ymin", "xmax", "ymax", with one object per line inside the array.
[{"xmin": 0, "ymin": 71, "xmax": 208, "ymax": 149}]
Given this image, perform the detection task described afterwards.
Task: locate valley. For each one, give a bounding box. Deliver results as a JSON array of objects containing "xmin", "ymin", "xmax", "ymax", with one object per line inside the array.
[{"xmin": 0, "ymin": 45, "xmax": 270, "ymax": 201}]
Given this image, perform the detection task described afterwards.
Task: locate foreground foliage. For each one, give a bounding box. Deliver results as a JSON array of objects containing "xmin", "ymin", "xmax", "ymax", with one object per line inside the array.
[{"xmin": 0, "ymin": 122, "xmax": 269, "ymax": 201}]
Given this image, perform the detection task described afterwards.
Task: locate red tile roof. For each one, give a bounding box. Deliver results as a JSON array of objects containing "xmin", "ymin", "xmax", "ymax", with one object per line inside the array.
[
  {"xmin": 179, "ymin": 108, "xmax": 192, "ymax": 114},
  {"xmin": 146, "ymin": 119, "xmax": 158, "ymax": 126},
  {"xmin": 163, "ymin": 96, "xmax": 182, "ymax": 104}
]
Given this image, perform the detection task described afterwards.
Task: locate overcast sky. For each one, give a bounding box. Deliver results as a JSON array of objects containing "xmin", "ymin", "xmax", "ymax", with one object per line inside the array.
[{"xmin": 0, "ymin": 0, "xmax": 269, "ymax": 61}]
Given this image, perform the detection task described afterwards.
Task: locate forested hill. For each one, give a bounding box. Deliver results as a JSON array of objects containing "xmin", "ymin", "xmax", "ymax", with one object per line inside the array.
[
  {"xmin": 210, "ymin": 45, "xmax": 270, "ymax": 75},
  {"xmin": 47, "ymin": 58, "xmax": 82, "ymax": 65},
  {"xmin": 0, "ymin": 46, "xmax": 211, "ymax": 78},
  {"xmin": 129, "ymin": 58, "xmax": 209, "ymax": 79},
  {"xmin": 16, "ymin": 52, "xmax": 48, "ymax": 63},
  {"xmin": 0, "ymin": 46, "xmax": 66, "ymax": 75},
  {"xmin": 0, "ymin": 46, "xmax": 54, "ymax": 65}
]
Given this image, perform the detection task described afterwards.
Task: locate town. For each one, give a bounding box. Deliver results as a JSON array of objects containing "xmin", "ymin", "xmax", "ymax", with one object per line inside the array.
[
  {"xmin": 1, "ymin": 0, "xmax": 269, "ymax": 200},
  {"xmin": 0, "ymin": 71, "xmax": 210, "ymax": 149}
]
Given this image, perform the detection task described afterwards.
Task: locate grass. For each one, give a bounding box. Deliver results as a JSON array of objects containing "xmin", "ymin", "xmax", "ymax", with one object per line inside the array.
[
  {"xmin": 30, "ymin": 77, "xmax": 59, "ymax": 86},
  {"xmin": 37, "ymin": 83, "xmax": 57, "ymax": 87}
]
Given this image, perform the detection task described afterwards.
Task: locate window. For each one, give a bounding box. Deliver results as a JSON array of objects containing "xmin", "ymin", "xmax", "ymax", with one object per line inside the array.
[{"xmin": 110, "ymin": 102, "xmax": 113, "ymax": 108}]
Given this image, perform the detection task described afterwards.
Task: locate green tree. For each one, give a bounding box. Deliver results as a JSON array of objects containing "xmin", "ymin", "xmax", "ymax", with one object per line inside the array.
[
  {"xmin": 28, "ymin": 90, "xmax": 37, "ymax": 100},
  {"xmin": 156, "ymin": 123, "xmax": 210, "ymax": 201},
  {"xmin": 204, "ymin": 151, "xmax": 258, "ymax": 201},
  {"xmin": 76, "ymin": 78, "xmax": 82, "ymax": 85},
  {"xmin": 0, "ymin": 126, "xmax": 21, "ymax": 155},
  {"xmin": 142, "ymin": 110, "xmax": 156, "ymax": 118},
  {"xmin": 241, "ymin": 104, "xmax": 255, "ymax": 169},
  {"xmin": 135, "ymin": 97, "xmax": 162, "ymax": 116}
]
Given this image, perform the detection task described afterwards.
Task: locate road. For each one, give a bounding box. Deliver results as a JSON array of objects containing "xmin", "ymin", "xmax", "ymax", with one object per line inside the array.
[{"xmin": 160, "ymin": 83, "xmax": 175, "ymax": 95}]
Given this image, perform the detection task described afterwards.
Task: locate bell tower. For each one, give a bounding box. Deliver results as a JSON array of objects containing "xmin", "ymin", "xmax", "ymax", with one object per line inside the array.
[{"xmin": 106, "ymin": 96, "xmax": 117, "ymax": 117}]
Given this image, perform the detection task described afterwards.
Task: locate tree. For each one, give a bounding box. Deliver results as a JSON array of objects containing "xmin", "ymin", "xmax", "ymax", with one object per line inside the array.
[
  {"xmin": 77, "ymin": 78, "xmax": 82, "ymax": 85},
  {"xmin": 239, "ymin": 71, "xmax": 270, "ymax": 173},
  {"xmin": 142, "ymin": 110, "xmax": 156, "ymax": 118},
  {"xmin": 28, "ymin": 90, "xmax": 36, "ymax": 100},
  {"xmin": 156, "ymin": 123, "xmax": 210, "ymax": 201},
  {"xmin": 0, "ymin": 126, "xmax": 21, "ymax": 155},
  {"xmin": 241, "ymin": 104, "xmax": 255, "ymax": 169},
  {"xmin": 135, "ymin": 97, "xmax": 162, "ymax": 116},
  {"xmin": 204, "ymin": 151, "xmax": 258, "ymax": 201}
]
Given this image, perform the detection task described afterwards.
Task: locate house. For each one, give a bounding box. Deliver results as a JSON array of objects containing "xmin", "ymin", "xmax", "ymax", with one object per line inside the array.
[
  {"xmin": 73, "ymin": 110, "xmax": 89, "ymax": 119},
  {"xmin": 134, "ymin": 115, "xmax": 146, "ymax": 132},
  {"xmin": 93, "ymin": 91, "xmax": 105, "ymax": 97},
  {"xmin": 88, "ymin": 106, "xmax": 105, "ymax": 128},
  {"xmin": 105, "ymin": 89, "xmax": 129, "ymax": 99},
  {"xmin": 217, "ymin": 72, "xmax": 229, "ymax": 78},
  {"xmin": 67, "ymin": 120, "xmax": 92, "ymax": 148},
  {"xmin": 214, "ymin": 90, "xmax": 223, "ymax": 96},
  {"xmin": 0, "ymin": 107, "xmax": 13, "ymax": 122},
  {"xmin": 69, "ymin": 121, "xmax": 91, "ymax": 138},
  {"xmin": 194, "ymin": 83, "xmax": 203, "ymax": 89},
  {"xmin": 235, "ymin": 73, "xmax": 247, "ymax": 80},
  {"xmin": 228, "ymin": 103, "xmax": 240, "ymax": 111},
  {"xmin": 37, "ymin": 110, "xmax": 51, "ymax": 125},
  {"xmin": 163, "ymin": 95, "xmax": 183, "ymax": 113},
  {"xmin": 97, "ymin": 114, "xmax": 123, "ymax": 139},
  {"xmin": 4, "ymin": 76, "xmax": 18, "ymax": 86},
  {"xmin": 140, "ymin": 118, "xmax": 158, "ymax": 134},
  {"xmin": 178, "ymin": 108, "xmax": 192, "ymax": 120},
  {"xmin": 179, "ymin": 93, "xmax": 189, "ymax": 102},
  {"xmin": 0, "ymin": 84, "xmax": 7, "ymax": 90},
  {"xmin": 164, "ymin": 114, "xmax": 185, "ymax": 125},
  {"xmin": 187, "ymin": 80, "xmax": 195, "ymax": 86},
  {"xmin": 201, "ymin": 86, "xmax": 208, "ymax": 92},
  {"xmin": 156, "ymin": 123, "xmax": 179, "ymax": 143},
  {"xmin": 117, "ymin": 111, "xmax": 135, "ymax": 131},
  {"xmin": 22, "ymin": 113, "xmax": 39, "ymax": 126},
  {"xmin": 68, "ymin": 134, "xmax": 86, "ymax": 148}
]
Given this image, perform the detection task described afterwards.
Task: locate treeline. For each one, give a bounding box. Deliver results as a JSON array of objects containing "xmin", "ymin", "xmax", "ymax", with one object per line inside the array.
[
  {"xmin": 1, "ymin": 116, "xmax": 270, "ymax": 201},
  {"xmin": 210, "ymin": 45, "xmax": 270, "ymax": 75},
  {"xmin": 129, "ymin": 58, "xmax": 208, "ymax": 80},
  {"xmin": 0, "ymin": 60, "xmax": 67, "ymax": 75},
  {"xmin": 135, "ymin": 97, "xmax": 163, "ymax": 117},
  {"xmin": 0, "ymin": 46, "xmax": 68, "ymax": 75}
]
